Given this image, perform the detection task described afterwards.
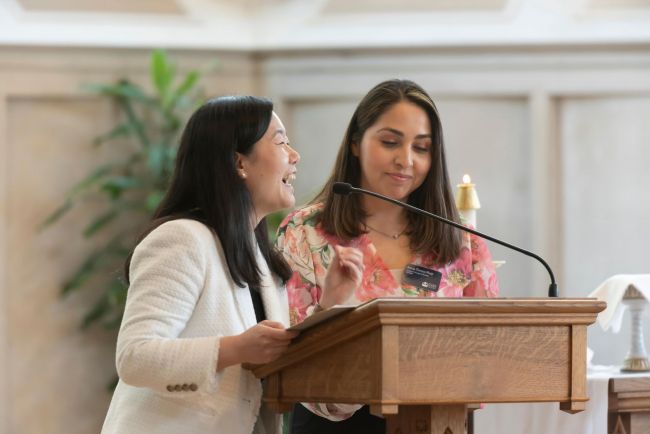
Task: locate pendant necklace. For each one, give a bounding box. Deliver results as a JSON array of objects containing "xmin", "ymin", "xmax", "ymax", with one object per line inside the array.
[{"xmin": 364, "ymin": 222, "xmax": 407, "ymax": 240}]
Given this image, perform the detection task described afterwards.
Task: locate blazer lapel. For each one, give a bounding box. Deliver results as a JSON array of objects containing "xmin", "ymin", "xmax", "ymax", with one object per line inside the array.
[
  {"xmin": 233, "ymin": 284, "xmax": 257, "ymax": 329},
  {"xmin": 256, "ymin": 247, "xmax": 290, "ymax": 328}
]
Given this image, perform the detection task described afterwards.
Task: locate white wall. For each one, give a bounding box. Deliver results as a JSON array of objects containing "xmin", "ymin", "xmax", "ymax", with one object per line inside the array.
[
  {"xmin": 561, "ymin": 96, "xmax": 650, "ymax": 366},
  {"xmin": 3, "ymin": 0, "xmax": 650, "ymax": 49}
]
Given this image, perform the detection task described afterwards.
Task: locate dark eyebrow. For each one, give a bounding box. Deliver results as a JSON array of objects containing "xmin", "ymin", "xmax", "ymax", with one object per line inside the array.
[
  {"xmin": 377, "ymin": 127, "xmax": 431, "ymax": 139},
  {"xmin": 272, "ymin": 129, "xmax": 285, "ymax": 139}
]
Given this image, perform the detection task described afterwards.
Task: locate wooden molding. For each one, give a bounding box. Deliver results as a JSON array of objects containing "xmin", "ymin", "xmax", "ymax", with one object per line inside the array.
[{"xmin": 254, "ymin": 298, "xmax": 603, "ymax": 413}]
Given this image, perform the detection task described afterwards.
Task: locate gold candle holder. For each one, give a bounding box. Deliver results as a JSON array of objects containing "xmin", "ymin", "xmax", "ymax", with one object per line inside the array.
[{"xmin": 455, "ymin": 174, "xmax": 481, "ymax": 228}]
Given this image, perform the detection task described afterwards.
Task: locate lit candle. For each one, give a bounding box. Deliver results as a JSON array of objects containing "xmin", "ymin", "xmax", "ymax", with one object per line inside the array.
[{"xmin": 455, "ymin": 174, "xmax": 481, "ymax": 228}]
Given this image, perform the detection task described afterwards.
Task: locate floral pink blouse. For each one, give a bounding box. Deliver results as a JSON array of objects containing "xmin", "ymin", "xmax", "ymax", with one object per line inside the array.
[
  {"xmin": 275, "ymin": 203, "xmax": 499, "ymax": 421},
  {"xmin": 277, "ymin": 203, "xmax": 500, "ymax": 326}
]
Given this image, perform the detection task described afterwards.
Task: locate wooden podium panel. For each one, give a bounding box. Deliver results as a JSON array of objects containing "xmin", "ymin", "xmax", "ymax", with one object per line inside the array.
[{"xmin": 253, "ymin": 298, "xmax": 605, "ymax": 434}]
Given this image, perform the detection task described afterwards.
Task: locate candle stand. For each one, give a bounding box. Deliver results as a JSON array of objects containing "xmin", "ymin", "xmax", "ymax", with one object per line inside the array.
[{"xmin": 621, "ymin": 285, "xmax": 650, "ymax": 372}]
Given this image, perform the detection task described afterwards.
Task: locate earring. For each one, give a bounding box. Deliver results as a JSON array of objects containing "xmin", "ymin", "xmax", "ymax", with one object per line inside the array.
[{"xmin": 239, "ymin": 170, "xmax": 247, "ymax": 179}]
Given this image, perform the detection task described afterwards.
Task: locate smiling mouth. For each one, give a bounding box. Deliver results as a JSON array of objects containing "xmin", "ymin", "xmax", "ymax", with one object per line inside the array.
[
  {"xmin": 388, "ymin": 173, "xmax": 412, "ymax": 181},
  {"xmin": 282, "ymin": 173, "xmax": 296, "ymax": 186}
]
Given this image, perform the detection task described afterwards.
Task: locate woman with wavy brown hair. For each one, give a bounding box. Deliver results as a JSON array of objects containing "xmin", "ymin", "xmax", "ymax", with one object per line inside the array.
[{"xmin": 276, "ymin": 79, "xmax": 499, "ymax": 434}]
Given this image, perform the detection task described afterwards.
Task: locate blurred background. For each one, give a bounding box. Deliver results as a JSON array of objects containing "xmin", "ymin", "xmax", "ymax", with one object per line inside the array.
[{"xmin": 1, "ymin": 0, "xmax": 650, "ymax": 432}]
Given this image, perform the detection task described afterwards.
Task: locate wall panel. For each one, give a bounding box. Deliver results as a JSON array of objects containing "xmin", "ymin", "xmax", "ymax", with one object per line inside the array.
[
  {"xmin": 440, "ymin": 97, "xmax": 533, "ymax": 297},
  {"xmin": 6, "ymin": 96, "xmax": 118, "ymax": 434},
  {"xmin": 560, "ymin": 96, "xmax": 650, "ymax": 366}
]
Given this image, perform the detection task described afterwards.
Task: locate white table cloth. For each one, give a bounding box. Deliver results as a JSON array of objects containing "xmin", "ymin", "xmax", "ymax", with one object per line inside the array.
[
  {"xmin": 588, "ymin": 274, "xmax": 650, "ymax": 332},
  {"xmin": 475, "ymin": 365, "xmax": 649, "ymax": 434}
]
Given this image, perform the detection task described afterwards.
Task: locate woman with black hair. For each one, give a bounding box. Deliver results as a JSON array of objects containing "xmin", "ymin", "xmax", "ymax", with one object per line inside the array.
[{"xmin": 101, "ymin": 96, "xmax": 364, "ymax": 434}]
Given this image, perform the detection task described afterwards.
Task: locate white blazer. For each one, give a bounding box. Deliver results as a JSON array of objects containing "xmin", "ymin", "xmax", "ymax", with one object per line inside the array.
[{"xmin": 102, "ymin": 219, "xmax": 289, "ymax": 434}]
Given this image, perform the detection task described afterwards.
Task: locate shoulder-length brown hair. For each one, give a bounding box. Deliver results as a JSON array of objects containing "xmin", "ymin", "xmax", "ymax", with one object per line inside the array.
[{"xmin": 315, "ymin": 79, "xmax": 462, "ymax": 264}]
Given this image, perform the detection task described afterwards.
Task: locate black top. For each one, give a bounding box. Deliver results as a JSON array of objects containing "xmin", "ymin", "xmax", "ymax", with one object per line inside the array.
[
  {"xmin": 249, "ymin": 286, "xmax": 266, "ymax": 323},
  {"xmin": 291, "ymin": 403, "xmax": 385, "ymax": 434}
]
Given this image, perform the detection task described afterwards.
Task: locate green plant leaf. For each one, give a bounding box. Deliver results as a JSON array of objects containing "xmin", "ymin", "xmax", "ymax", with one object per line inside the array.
[
  {"xmin": 97, "ymin": 279, "xmax": 128, "ymax": 330},
  {"xmin": 146, "ymin": 144, "xmax": 166, "ymax": 177},
  {"xmin": 83, "ymin": 81, "xmax": 152, "ymax": 104},
  {"xmin": 159, "ymin": 111, "xmax": 181, "ymax": 136},
  {"xmin": 81, "ymin": 295, "xmax": 109, "ymax": 330},
  {"xmin": 175, "ymin": 94, "xmax": 200, "ymax": 111},
  {"xmin": 120, "ymin": 98, "xmax": 150, "ymax": 148},
  {"xmin": 61, "ymin": 236, "xmax": 129, "ymax": 296},
  {"xmin": 175, "ymin": 71, "xmax": 199, "ymax": 98},
  {"xmin": 166, "ymin": 70, "xmax": 199, "ymax": 111},
  {"xmin": 62, "ymin": 250, "xmax": 104, "ymax": 295},
  {"xmin": 102, "ymin": 314, "xmax": 124, "ymax": 330},
  {"xmin": 145, "ymin": 190, "xmax": 165, "ymax": 212},
  {"xmin": 107, "ymin": 279, "xmax": 128, "ymax": 308},
  {"xmin": 101, "ymin": 176, "xmax": 140, "ymax": 199},
  {"xmin": 266, "ymin": 209, "xmax": 289, "ymax": 241},
  {"xmin": 39, "ymin": 200, "xmax": 73, "ymax": 230},
  {"xmin": 119, "ymin": 199, "xmax": 149, "ymax": 214},
  {"xmin": 83, "ymin": 209, "xmax": 119, "ymax": 238},
  {"xmin": 93, "ymin": 123, "xmax": 133, "ymax": 146},
  {"xmin": 164, "ymin": 146, "xmax": 177, "ymax": 175},
  {"xmin": 151, "ymin": 50, "xmax": 175, "ymax": 103},
  {"xmin": 69, "ymin": 164, "xmax": 114, "ymax": 197},
  {"xmin": 106, "ymin": 376, "xmax": 119, "ymax": 392}
]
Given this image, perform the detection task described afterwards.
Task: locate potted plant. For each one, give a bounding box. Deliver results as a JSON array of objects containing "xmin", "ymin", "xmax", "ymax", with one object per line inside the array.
[{"xmin": 41, "ymin": 51, "xmax": 208, "ymax": 386}]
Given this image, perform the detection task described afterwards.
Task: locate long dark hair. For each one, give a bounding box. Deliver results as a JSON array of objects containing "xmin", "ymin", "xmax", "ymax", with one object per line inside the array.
[
  {"xmin": 316, "ymin": 79, "xmax": 462, "ymax": 264},
  {"xmin": 125, "ymin": 96, "xmax": 292, "ymax": 288}
]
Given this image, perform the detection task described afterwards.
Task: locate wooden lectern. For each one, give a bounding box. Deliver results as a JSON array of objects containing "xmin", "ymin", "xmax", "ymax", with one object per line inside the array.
[{"xmin": 251, "ymin": 298, "xmax": 605, "ymax": 434}]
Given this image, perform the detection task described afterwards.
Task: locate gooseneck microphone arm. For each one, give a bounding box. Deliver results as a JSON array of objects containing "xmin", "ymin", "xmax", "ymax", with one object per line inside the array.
[{"xmin": 332, "ymin": 182, "xmax": 558, "ymax": 298}]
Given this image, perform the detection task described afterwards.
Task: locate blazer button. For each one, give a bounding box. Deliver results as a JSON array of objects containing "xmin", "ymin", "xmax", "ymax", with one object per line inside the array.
[
  {"xmin": 181, "ymin": 384, "xmax": 189, "ymax": 391},
  {"xmin": 166, "ymin": 385, "xmax": 174, "ymax": 392},
  {"xmin": 189, "ymin": 383, "xmax": 198, "ymax": 391},
  {"xmin": 174, "ymin": 385, "xmax": 182, "ymax": 391}
]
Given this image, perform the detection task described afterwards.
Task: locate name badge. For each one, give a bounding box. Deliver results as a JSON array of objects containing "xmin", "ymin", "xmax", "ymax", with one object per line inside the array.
[{"xmin": 402, "ymin": 264, "xmax": 442, "ymax": 292}]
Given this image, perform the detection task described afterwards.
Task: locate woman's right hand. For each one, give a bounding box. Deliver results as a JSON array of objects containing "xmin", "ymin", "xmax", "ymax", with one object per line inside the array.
[
  {"xmin": 319, "ymin": 245, "xmax": 364, "ymax": 310},
  {"xmin": 217, "ymin": 321, "xmax": 298, "ymax": 370}
]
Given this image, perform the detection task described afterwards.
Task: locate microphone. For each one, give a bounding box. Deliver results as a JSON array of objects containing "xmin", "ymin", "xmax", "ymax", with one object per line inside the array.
[{"xmin": 332, "ymin": 182, "xmax": 558, "ymax": 298}]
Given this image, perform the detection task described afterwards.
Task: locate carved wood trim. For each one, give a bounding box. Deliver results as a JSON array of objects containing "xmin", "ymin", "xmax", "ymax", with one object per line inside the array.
[
  {"xmin": 560, "ymin": 325, "xmax": 588, "ymax": 413},
  {"xmin": 612, "ymin": 415, "xmax": 628, "ymax": 434},
  {"xmin": 252, "ymin": 298, "xmax": 605, "ymax": 378}
]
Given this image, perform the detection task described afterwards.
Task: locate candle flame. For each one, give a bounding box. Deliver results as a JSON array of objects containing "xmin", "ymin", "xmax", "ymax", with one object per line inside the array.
[{"xmin": 462, "ymin": 174, "xmax": 471, "ymax": 184}]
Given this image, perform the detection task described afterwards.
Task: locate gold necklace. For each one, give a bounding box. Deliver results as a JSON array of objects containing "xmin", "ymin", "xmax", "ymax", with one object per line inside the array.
[{"xmin": 364, "ymin": 222, "xmax": 407, "ymax": 240}]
